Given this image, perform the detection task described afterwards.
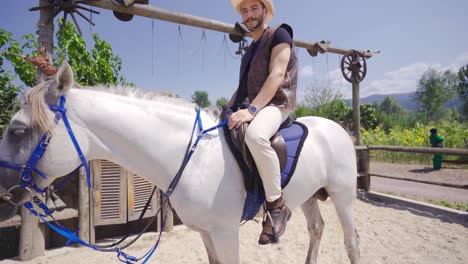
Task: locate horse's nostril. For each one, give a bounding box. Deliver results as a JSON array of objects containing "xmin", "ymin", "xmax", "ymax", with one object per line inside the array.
[{"xmin": 2, "ymin": 195, "xmax": 12, "ymax": 202}]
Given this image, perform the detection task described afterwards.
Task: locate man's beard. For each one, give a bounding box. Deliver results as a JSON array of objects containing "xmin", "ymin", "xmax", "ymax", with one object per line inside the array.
[{"xmin": 243, "ymin": 10, "xmax": 265, "ymax": 31}]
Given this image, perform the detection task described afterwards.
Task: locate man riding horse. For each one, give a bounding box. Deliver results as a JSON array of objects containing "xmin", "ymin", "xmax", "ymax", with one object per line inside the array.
[{"xmin": 227, "ymin": 0, "xmax": 298, "ymax": 245}]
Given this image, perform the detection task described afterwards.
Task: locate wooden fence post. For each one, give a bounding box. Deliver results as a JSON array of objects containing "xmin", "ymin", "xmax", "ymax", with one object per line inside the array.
[
  {"xmin": 78, "ymin": 167, "xmax": 91, "ymax": 243},
  {"xmin": 19, "ymin": 206, "xmax": 45, "ymax": 260},
  {"xmin": 357, "ymin": 148, "xmax": 371, "ymax": 191},
  {"xmin": 161, "ymin": 192, "xmax": 173, "ymax": 232}
]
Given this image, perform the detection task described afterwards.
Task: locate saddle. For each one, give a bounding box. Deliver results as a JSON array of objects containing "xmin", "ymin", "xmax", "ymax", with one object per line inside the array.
[
  {"xmin": 222, "ymin": 112, "xmax": 309, "ymax": 221},
  {"xmin": 229, "ymin": 117, "xmax": 293, "ymax": 183}
]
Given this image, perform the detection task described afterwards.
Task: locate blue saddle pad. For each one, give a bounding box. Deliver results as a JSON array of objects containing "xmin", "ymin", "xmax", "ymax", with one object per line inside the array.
[{"xmin": 241, "ymin": 121, "xmax": 308, "ymax": 222}]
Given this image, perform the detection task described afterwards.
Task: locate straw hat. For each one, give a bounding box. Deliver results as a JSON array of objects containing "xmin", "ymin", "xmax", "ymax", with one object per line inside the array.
[{"xmin": 230, "ymin": 0, "xmax": 274, "ymax": 23}]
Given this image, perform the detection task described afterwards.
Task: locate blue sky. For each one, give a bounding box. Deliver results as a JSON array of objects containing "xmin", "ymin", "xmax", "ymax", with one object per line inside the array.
[{"xmin": 1, "ymin": 0, "xmax": 468, "ymax": 103}]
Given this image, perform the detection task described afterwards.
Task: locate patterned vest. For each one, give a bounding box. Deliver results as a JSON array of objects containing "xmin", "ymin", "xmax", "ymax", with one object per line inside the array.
[{"xmin": 240, "ymin": 24, "xmax": 298, "ymax": 110}]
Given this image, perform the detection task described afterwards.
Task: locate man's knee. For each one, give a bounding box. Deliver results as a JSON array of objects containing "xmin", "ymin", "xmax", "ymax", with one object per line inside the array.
[{"xmin": 245, "ymin": 127, "xmax": 269, "ymax": 148}]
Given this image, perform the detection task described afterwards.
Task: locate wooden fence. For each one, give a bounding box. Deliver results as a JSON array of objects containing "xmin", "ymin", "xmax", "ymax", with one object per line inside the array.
[{"xmin": 356, "ymin": 145, "xmax": 468, "ymax": 191}]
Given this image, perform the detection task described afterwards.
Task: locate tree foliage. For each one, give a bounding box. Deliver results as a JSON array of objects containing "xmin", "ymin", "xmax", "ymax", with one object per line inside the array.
[
  {"xmin": 56, "ymin": 21, "xmax": 129, "ymax": 86},
  {"xmin": 379, "ymin": 96, "xmax": 406, "ymax": 115},
  {"xmin": 456, "ymin": 64, "xmax": 468, "ymax": 120},
  {"xmin": 0, "ymin": 62, "xmax": 21, "ymax": 136},
  {"xmin": 191, "ymin": 90, "xmax": 211, "ymax": 107},
  {"xmin": 215, "ymin": 97, "xmax": 228, "ymax": 108},
  {"xmin": 292, "ymin": 104, "xmax": 313, "ymax": 118},
  {"xmin": 0, "ymin": 22, "xmax": 129, "ymax": 137},
  {"xmin": 311, "ymin": 99, "xmax": 351, "ymax": 122},
  {"xmin": 415, "ymin": 68, "xmax": 456, "ymax": 122}
]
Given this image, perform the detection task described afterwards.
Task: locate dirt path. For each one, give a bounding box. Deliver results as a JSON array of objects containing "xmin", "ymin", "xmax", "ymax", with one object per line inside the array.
[
  {"xmin": 370, "ymin": 162, "xmax": 468, "ymax": 186},
  {"xmin": 2, "ymin": 198, "xmax": 467, "ymax": 264},
  {"xmin": 369, "ymin": 162, "xmax": 468, "ymax": 203}
]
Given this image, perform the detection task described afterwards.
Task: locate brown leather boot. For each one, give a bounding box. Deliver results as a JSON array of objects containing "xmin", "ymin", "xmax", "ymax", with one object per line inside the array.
[{"xmin": 258, "ymin": 194, "xmax": 292, "ymax": 245}]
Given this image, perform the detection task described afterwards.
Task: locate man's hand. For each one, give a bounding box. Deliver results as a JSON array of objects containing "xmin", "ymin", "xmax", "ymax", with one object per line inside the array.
[{"xmin": 228, "ymin": 109, "xmax": 254, "ymax": 129}]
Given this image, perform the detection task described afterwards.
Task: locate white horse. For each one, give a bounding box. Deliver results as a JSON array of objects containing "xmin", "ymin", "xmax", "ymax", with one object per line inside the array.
[{"xmin": 0, "ymin": 62, "xmax": 359, "ymax": 263}]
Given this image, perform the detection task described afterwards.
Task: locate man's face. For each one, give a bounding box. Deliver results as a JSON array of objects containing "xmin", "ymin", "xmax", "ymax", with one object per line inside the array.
[{"xmin": 239, "ymin": 0, "xmax": 266, "ymax": 31}]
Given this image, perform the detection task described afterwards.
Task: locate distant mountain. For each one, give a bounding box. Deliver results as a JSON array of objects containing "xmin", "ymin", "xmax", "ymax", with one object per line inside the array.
[{"xmin": 345, "ymin": 92, "xmax": 461, "ymax": 111}]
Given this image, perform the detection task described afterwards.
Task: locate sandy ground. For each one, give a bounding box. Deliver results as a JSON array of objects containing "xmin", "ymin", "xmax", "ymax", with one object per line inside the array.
[{"xmin": 2, "ymin": 196, "xmax": 467, "ymax": 264}]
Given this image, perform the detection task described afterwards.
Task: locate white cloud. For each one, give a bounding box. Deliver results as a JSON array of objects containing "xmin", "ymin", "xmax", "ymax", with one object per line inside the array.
[
  {"xmin": 357, "ymin": 51, "xmax": 468, "ymax": 98},
  {"xmin": 455, "ymin": 52, "xmax": 468, "ymax": 66},
  {"xmin": 298, "ymin": 51, "xmax": 468, "ymax": 100},
  {"xmin": 299, "ymin": 65, "xmax": 314, "ymax": 78}
]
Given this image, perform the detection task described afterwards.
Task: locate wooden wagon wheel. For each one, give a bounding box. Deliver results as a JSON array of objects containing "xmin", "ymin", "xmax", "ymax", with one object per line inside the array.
[
  {"xmin": 30, "ymin": 0, "xmax": 100, "ymax": 35},
  {"xmin": 340, "ymin": 50, "xmax": 367, "ymax": 83}
]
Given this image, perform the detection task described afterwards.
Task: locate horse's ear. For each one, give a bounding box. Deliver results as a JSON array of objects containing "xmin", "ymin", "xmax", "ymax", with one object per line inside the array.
[{"xmin": 54, "ymin": 61, "xmax": 74, "ymax": 95}]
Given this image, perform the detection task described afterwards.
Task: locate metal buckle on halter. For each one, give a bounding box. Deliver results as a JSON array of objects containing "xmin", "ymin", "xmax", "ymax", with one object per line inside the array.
[
  {"xmin": 40, "ymin": 136, "xmax": 52, "ymax": 148},
  {"xmin": 21, "ymin": 169, "xmax": 32, "ymax": 182},
  {"xmin": 6, "ymin": 185, "xmax": 34, "ymax": 207}
]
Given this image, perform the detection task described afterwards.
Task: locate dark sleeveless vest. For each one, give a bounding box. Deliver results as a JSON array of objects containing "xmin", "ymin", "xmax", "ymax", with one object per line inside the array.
[{"xmin": 234, "ymin": 24, "xmax": 298, "ymax": 110}]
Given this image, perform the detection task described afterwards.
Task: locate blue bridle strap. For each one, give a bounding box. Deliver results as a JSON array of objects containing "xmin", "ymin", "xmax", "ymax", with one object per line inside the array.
[
  {"xmin": 165, "ymin": 106, "xmax": 228, "ymax": 196},
  {"xmin": 49, "ymin": 96, "xmax": 92, "ymax": 188},
  {"xmin": 0, "ymin": 95, "xmax": 91, "ymax": 193}
]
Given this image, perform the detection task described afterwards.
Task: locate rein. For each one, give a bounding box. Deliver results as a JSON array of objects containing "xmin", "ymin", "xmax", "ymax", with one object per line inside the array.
[{"xmin": 0, "ymin": 97, "xmax": 228, "ymax": 263}]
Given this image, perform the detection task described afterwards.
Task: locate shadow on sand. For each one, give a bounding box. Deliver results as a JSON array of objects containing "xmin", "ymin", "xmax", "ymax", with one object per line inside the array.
[{"xmin": 357, "ymin": 191, "xmax": 468, "ymax": 228}]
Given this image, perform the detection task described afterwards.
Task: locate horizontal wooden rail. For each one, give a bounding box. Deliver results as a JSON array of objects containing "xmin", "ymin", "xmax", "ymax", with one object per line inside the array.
[
  {"xmin": 84, "ymin": 0, "xmax": 375, "ymax": 58},
  {"xmin": 370, "ymin": 173, "xmax": 468, "ymax": 190},
  {"xmin": 355, "ymin": 145, "xmax": 468, "ymax": 156},
  {"xmin": 0, "ymin": 208, "xmax": 78, "ymax": 228}
]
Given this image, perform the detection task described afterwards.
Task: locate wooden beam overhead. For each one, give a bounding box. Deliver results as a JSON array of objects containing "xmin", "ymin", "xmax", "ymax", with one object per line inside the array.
[{"xmin": 84, "ymin": 0, "xmax": 376, "ymax": 58}]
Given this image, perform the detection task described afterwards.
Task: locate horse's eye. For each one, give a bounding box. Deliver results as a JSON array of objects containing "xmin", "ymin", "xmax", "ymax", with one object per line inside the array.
[{"xmin": 13, "ymin": 129, "xmax": 26, "ymax": 136}]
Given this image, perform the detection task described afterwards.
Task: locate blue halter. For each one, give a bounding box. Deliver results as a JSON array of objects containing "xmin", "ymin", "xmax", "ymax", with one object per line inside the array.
[{"xmin": 0, "ymin": 95, "xmax": 91, "ymax": 194}]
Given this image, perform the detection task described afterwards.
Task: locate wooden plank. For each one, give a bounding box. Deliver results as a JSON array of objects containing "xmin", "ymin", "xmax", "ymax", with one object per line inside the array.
[
  {"xmin": 442, "ymin": 160, "xmax": 468, "ymax": 165},
  {"xmin": 161, "ymin": 193, "xmax": 173, "ymax": 232},
  {"xmin": 93, "ymin": 160, "xmax": 128, "ymax": 226},
  {"xmin": 370, "ymin": 173, "xmax": 468, "ymax": 189},
  {"xmin": 78, "ymin": 166, "xmax": 91, "ymax": 244},
  {"xmin": 83, "ymin": 0, "xmax": 374, "ymax": 58},
  {"xmin": 0, "ymin": 214, "xmax": 21, "ymax": 228},
  {"xmin": 128, "ymin": 173, "xmax": 158, "ymax": 222},
  {"xmin": 19, "ymin": 206, "xmax": 45, "ymax": 260},
  {"xmin": 89, "ymin": 162, "xmax": 97, "ymax": 244},
  {"xmin": 354, "ymin": 145, "xmax": 368, "ymax": 150},
  {"xmin": 352, "ymin": 71, "xmax": 361, "ymax": 146},
  {"xmin": 367, "ymin": 145, "xmax": 468, "ymax": 156},
  {"xmin": 0, "ymin": 209, "xmax": 78, "ymax": 228}
]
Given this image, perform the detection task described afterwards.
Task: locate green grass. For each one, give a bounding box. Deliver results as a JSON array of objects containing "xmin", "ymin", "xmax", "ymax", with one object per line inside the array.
[{"xmin": 430, "ymin": 200, "xmax": 468, "ymax": 212}]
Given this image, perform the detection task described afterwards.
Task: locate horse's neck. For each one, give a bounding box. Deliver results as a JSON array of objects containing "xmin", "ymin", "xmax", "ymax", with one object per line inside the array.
[{"xmin": 67, "ymin": 89, "xmax": 211, "ymax": 190}]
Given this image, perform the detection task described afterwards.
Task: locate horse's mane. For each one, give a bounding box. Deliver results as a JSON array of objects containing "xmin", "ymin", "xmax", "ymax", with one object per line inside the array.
[
  {"xmin": 24, "ymin": 81, "xmax": 221, "ymax": 134},
  {"xmin": 23, "ymin": 79, "xmax": 53, "ymax": 134}
]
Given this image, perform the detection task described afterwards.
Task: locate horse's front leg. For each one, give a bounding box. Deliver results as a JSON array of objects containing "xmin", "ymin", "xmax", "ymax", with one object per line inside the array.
[
  {"xmin": 200, "ymin": 226, "xmax": 240, "ymax": 264},
  {"xmin": 199, "ymin": 230, "xmax": 217, "ymax": 264}
]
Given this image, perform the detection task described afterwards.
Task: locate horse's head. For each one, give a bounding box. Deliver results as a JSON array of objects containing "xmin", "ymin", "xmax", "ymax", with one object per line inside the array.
[{"xmin": 0, "ymin": 61, "xmax": 90, "ymax": 221}]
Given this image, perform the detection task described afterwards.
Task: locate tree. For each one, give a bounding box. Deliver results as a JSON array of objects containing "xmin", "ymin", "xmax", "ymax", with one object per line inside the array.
[
  {"xmin": 372, "ymin": 96, "xmax": 415, "ymax": 130},
  {"xmin": 311, "ymin": 99, "xmax": 351, "ymax": 121},
  {"xmin": 215, "ymin": 97, "xmax": 228, "ymax": 108},
  {"xmin": 0, "ymin": 23, "xmax": 129, "ymax": 137},
  {"xmin": 0, "ymin": 67, "xmax": 20, "ymax": 136},
  {"xmin": 292, "ymin": 104, "xmax": 313, "ymax": 118},
  {"xmin": 359, "ymin": 104, "xmax": 378, "ymax": 130},
  {"xmin": 415, "ymin": 68, "xmax": 456, "ymax": 123},
  {"xmin": 456, "ymin": 64, "xmax": 468, "ymax": 120},
  {"xmin": 191, "ymin": 90, "xmax": 211, "ymax": 107},
  {"xmin": 56, "ymin": 21, "xmax": 129, "ymax": 86},
  {"xmin": 379, "ymin": 96, "xmax": 406, "ymax": 115},
  {"xmin": 304, "ymin": 83, "xmax": 343, "ymax": 108}
]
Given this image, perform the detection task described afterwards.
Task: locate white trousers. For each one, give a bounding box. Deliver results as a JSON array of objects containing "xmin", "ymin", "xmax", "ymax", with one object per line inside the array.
[{"xmin": 244, "ymin": 106, "xmax": 291, "ymax": 202}]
